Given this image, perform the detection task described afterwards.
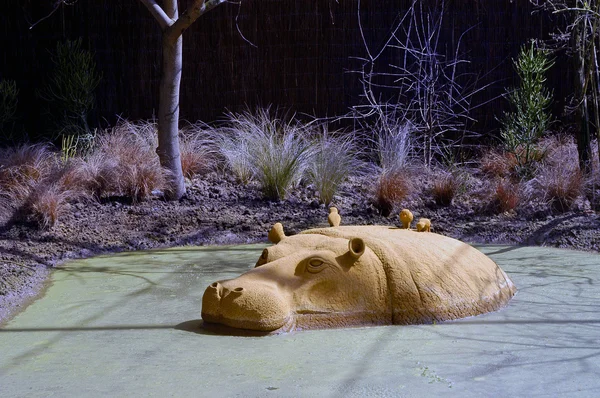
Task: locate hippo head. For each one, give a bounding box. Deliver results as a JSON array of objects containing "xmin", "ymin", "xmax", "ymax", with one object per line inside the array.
[{"xmin": 201, "ymin": 224, "xmax": 391, "ymax": 333}]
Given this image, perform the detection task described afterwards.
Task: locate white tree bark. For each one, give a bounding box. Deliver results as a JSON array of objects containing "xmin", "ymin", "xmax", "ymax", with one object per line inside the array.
[{"xmin": 140, "ymin": 0, "xmax": 227, "ymax": 199}]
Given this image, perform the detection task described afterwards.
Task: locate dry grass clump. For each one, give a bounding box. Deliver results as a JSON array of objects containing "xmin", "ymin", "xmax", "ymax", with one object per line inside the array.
[
  {"xmin": 306, "ymin": 127, "xmax": 363, "ymax": 206},
  {"xmin": 0, "ymin": 144, "xmax": 55, "ymax": 199},
  {"xmin": 480, "ymin": 149, "xmax": 518, "ymax": 178},
  {"xmin": 374, "ymin": 168, "xmax": 413, "ymax": 217},
  {"xmin": 431, "ymin": 172, "xmax": 461, "ymax": 206},
  {"xmin": 0, "ymin": 118, "xmax": 225, "ymax": 227},
  {"xmin": 493, "ymin": 179, "xmax": 520, "ymax": 213},
  {"xmin": 91, "ymin": 121, "xmax": 166, "ymax": 202},
  {"xmin": 57, "ymin": 155, "xmax": 116, "ymax": 199},
  {"xmin": 526, "ymin": 136, "xmax": 583, "ymax": 212},
  {"xmin": 375, "ymin": 122, "xmax": 415, "ymax": 171},
  {"xmin": 0, "ymin": 144, "xmax": 69, "ymax": 228},
  {"xmin": 0, "ymin": 121, "xmax": 164, "ymax": 228},
  {"xmin": 220, "ymin": 108, "xmax": 314, "ymax": 200},
  {"xmin": 213, "ymin": 128, "xmax": 253, "ymax": 184},
  {"xmin": 179, "ymin": 126, "xmax": 216, "ymax": 179},
  {"xmin": 23, "ymin": 182, "xmax": 73, "ymax": 229},
  {"xmin": 540, "ymin": 134, "xmax": 577, "ymax": 168},
  {"xmin": 481, "ymin": 142, "xmax": 547, "ymax": 180},
  {"xmin": 0, "ymin": 146, "xmax": 93, "ymax": 228},
  {"xmin": 541, "ymin": 167, "xmax": 583, "ymax": 212}
]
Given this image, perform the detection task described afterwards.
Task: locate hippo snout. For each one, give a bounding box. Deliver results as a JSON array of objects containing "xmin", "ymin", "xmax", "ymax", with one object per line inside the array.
[{"xmin": 201, "ymin": 280, "xmax": 291, "ymax": 332}]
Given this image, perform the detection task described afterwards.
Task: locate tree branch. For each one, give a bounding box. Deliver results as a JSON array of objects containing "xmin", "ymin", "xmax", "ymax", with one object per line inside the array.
[
  {"xmin": 164, "ymin": 0, "xmax": 227, "ymax": 43},
  {"xmin": 140, "ymin": 0, "xmax": 172, "ymax": 30},
  {"xmin": 29, "ymin": 1, "xmax": 78, "ymax": 30}
]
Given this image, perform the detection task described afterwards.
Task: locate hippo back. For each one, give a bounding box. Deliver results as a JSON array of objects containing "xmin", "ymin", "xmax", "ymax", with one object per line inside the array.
[{"xmin": 301, "ymin": 226, "xmax": 516, "ymax": 324}]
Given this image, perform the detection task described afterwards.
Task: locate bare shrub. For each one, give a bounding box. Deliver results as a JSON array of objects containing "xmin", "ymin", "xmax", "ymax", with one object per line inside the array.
[
  {"xmin": 374, "ymin": 168, "xmax": 413, "ymax": 217},
  {"xmin": 351, "ymin": 1, "xmax": 484, "ymax": 168}
]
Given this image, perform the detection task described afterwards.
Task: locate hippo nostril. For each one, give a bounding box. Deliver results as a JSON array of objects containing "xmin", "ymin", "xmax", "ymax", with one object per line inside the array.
[{"xmin": 208, "ymin": 282, "xmax": 223, "ymax": 298}]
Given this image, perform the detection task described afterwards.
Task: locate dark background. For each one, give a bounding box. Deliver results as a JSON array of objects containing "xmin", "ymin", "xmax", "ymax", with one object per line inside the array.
[{"xmin": 1, "ymin": 0, "xmax": 566, "ymax": 136}]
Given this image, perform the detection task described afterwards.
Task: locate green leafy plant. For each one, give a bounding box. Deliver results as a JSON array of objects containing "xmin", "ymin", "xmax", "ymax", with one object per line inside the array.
[
  {"xmin": 61, "ymin": 134, "xmax": 77, "ymax": 163},
  {"xmin": 500, "ymin": 40, "xmax": 554, "ymax": 178},
  {"xmin": 38, "ymin": 38, "xmax": 102, "ymax": 140}
]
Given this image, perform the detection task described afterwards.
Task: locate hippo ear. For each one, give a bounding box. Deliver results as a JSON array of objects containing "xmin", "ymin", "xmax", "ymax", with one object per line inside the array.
[
  {"xmin": 268, "ymin": 223, "xmax": 286, "ymax": 244},
  {"xmin": 348, "ymin": 238, "xmax": 365, "ymax": 259}
]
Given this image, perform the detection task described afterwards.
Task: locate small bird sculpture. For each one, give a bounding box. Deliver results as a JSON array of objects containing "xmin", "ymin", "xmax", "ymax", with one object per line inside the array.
[
  {"xmin": 399, "ymin": 209, "xmax": 413, "ymax": 229},
  {"xmin": 328, "ymin": 207, "xmax": 341, "ymax": 227}
]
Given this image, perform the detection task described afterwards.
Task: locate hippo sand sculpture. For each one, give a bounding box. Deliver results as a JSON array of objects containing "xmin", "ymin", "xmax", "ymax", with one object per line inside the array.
[{"xmin": 202, "ymin": 212, "xmax": 516, "ymax": 333}]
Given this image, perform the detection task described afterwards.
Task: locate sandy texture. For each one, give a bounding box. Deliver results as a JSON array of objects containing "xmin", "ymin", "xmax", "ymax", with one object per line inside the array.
[{"xmin": 202, "ymin": 226, "xmax": 515, "ymax": 332}]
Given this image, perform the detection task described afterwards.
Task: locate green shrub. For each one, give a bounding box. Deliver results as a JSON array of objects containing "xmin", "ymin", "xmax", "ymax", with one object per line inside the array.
[
  {"xmin": 500, "ymin": 40, "xmax": 554, "ymax": 178},
  {"xmin": 38, "ymin": 38, "xmax": 102, "ymax": 141}
]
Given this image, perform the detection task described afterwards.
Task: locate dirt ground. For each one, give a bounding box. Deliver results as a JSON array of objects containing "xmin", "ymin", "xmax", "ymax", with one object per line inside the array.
[{"xmin": 1, "ymin": 172, "xmax": 599, "ymax": 325}]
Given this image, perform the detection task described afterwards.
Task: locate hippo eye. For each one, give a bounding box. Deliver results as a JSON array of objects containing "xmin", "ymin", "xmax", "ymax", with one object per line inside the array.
[{"xmin": 306, "ymin": 259, "xmax": 326, "ymax": 274}]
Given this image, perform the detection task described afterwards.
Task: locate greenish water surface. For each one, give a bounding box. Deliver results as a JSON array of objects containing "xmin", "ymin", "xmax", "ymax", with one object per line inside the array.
[{"xmin": 1, "ymin": 244, "xmax": 599, "ymax": 397}]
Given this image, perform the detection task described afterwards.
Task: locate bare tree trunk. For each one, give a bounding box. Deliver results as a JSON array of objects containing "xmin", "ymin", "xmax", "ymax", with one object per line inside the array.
[
  {"xmin": 140, "ymin": 0, "xmax": 227, "ymax": 200},
  {"xmin": 573, "ymin": 22, "xmax": 592, "ymax": 174},
  {"xmin": 157, "ymin": 1, "xmax": 185, "ymax": 199}
]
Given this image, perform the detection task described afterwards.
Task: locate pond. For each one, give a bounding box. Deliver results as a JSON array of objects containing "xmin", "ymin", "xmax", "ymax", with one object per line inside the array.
[{"xmin": 1, "ymin": 244, "xmax": 599, "ymax": 397}]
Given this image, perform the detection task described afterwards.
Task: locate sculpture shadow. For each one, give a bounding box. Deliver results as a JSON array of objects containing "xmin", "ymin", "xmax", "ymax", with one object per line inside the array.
[{"xmin": 175, "ymin": 319, "xmax": 274, "ymax": 337}]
